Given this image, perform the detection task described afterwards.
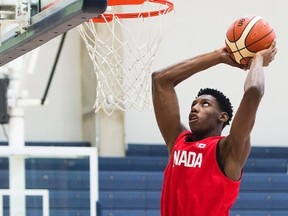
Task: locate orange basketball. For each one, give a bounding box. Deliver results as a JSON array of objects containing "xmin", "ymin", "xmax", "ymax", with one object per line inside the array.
[{"xmin": 225, "ymin": 15, "xmax": 276, "ymax": 66}]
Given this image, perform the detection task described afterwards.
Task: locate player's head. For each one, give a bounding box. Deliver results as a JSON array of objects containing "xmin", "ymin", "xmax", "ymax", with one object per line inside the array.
[{"xmin": 197, "ymin": 88, "xmax": 233, "ymax": 129}]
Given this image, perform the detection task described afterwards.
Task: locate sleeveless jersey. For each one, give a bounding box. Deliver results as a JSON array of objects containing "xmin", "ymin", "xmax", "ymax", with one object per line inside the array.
[{"xmin": 161, "ymin": 130, "xmax": 241, "ymax": 216}]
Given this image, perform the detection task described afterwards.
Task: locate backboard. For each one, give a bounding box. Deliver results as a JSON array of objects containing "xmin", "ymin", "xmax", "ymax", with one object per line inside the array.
[{"xmin": 0, "ymin": 0, "xmax": 107, "ymax": 66}]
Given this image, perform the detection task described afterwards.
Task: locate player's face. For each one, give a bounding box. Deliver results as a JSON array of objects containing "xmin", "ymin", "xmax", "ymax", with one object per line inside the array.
[{"xmin": 188, "ymin": 95, "xmax": 222, "ymax": 133}]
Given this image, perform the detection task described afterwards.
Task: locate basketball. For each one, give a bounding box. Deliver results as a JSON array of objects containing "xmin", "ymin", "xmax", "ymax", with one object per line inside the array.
[{"xmin": 225, "ymin": 15, "xmax": 276, "ymax": 66}]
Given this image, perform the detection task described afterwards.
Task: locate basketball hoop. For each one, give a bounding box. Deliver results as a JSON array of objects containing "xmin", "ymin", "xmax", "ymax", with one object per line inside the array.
[{"xmin": 77, "ymin": 0, "xmax": 174, "ymax": 115}]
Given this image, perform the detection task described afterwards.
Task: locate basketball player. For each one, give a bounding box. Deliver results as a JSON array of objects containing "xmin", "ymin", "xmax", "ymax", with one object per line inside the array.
[{"xmin": 152, "ymin": 41, "xmax": 277, "ymax": 216}]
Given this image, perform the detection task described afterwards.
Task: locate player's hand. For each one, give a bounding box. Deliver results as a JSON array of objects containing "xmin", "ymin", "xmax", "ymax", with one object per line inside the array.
[
  {"xmin": 216, "ymin": 47, "xmax": 248, "ymax": 70},
  {"xmin": 254, "ymin": 40, "xmax": 277, "ymax": 67}
]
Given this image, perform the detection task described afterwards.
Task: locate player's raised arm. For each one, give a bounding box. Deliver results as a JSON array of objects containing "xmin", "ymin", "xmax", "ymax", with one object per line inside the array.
[{"xmin": 220, "ymin": 41, "xmax": 277, "ymax": 181}]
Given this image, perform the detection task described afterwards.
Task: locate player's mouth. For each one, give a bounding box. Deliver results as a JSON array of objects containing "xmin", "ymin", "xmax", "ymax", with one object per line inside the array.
[{"xmin": 189, "ymin": 114, "xmax": 198, "ymax": 123}]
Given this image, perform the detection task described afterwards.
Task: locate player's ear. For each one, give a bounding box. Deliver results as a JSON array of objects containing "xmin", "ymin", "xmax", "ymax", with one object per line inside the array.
[{"xmin": 219, "ymin": 112, "xmax": 229, "ymax": 124}]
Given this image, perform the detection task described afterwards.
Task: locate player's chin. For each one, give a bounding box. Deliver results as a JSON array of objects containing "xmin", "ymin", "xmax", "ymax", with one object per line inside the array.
[{"xmin": 189, "ymin": 122, "xmax": 198, "ymax": 131}]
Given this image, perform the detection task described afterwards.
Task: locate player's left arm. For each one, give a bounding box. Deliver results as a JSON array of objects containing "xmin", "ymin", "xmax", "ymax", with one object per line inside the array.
[{"xmin": 220, "ymin": 41, "xmax": 277, "ymax": 181}]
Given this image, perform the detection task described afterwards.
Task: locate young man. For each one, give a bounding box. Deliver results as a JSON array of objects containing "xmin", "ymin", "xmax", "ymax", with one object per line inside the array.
[{"xmin": 152, "ymin": 41, "xmax": 277, "ymax": 216}]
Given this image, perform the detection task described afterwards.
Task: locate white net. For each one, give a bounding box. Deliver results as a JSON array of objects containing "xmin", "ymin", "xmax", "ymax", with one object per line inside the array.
[{"xmin": 77, "ymin": 1, "xmax": 174, "ymax": 115}]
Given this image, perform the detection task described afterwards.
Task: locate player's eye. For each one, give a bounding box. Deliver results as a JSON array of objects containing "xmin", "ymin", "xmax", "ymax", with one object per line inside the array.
[{"xmin": 202, "ymin": 101, "xmax": 209, "ymax": 107}]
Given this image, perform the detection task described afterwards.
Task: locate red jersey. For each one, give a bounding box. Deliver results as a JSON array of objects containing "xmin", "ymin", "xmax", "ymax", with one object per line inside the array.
[{"xmin": 161, "ymin": 130, "xmax": 241, "ymax": 216}]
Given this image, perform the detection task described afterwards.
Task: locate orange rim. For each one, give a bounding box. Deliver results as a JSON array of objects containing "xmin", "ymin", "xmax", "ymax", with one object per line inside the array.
[
  {"xmin": 91, "ymin": 0, "xmax": 174, "ymax": 23},
  {"xmin": 107, "ymin": 0, "xmax": 146, "ymax": 6}
]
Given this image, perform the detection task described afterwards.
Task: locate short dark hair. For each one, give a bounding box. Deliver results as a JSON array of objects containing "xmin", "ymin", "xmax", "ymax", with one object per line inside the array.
[{"xmin": 197, "ymin": 88, "xmax": 233, "ymax": 128}]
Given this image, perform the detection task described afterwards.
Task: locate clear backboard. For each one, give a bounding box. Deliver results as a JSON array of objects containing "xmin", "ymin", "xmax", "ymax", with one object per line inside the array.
[{"xmin": 0, "ymin": 0, "xmax": 107, "ymax": 66}]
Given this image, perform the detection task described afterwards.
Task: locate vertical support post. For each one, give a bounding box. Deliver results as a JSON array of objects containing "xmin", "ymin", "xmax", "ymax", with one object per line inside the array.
[
  {"xmin": 8, "ymin": 63, "xmax": 26, "ymax": 216},
  {"xmin": 9, "ymin": 106, "xmax": 26, "ymax": 216},
  {"xmin": 90, "ymin": 148, "xmax": 98, "ymax": 216}
]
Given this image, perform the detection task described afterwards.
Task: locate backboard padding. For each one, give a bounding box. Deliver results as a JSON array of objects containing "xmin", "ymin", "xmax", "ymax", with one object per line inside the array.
[{"xmin": 0, "ymin": 0, "xmax": 107, "ymax": 66}]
